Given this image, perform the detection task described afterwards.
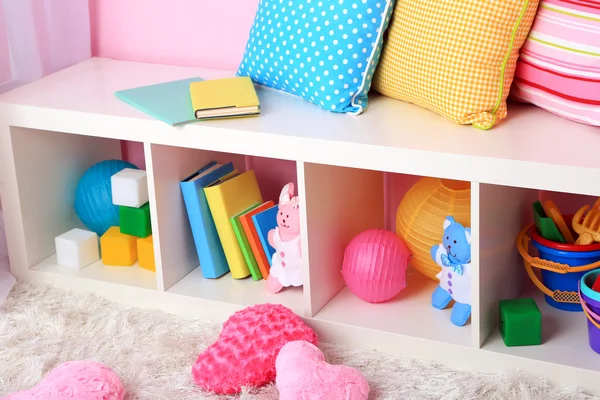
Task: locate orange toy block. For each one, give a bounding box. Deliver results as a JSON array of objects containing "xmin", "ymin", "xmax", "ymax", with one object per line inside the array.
[
  {"xmin": 137, "ymin": 235, "xmax": 156, "ymax": 272},
  {"xmin": 100, "ymin": 226, "xmax": 138, "ymax": 266}
]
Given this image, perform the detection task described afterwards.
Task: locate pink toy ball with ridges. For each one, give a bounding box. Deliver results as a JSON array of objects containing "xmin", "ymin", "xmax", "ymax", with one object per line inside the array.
[{"xmin": 342, "ymin": 229, "xmax": 411, "ymax": 303}]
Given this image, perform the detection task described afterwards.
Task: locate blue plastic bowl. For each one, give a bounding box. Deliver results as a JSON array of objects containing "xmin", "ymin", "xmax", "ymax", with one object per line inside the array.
[{"xmin": 532, "ymin": 232, "xmax": 600, "ymax": 312}]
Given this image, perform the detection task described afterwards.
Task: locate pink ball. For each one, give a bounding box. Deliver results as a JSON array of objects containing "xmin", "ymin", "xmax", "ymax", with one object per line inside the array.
[{"xmin": 342, "ymin": 229, "xmax": 411, "ymax": 303}]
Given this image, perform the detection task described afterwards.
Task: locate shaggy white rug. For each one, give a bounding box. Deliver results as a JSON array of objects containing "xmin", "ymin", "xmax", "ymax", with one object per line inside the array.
[{"xmin": 0, "ymin": 281, "xmax": 597, "ymax": 400}]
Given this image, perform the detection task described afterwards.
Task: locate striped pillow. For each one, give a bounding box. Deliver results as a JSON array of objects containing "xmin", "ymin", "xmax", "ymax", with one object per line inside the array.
[{"xmin": 512, "ymin": 0, "xmax": 600, "ymax": 126}]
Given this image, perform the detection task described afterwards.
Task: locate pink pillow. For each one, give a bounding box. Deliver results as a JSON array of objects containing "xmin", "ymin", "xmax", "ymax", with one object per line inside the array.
[
  {"xmin": 192, "ymin": 303, "xmax": 318, "ymax": 395},
  {"xmin": 3, "ymin": 361, "xmax": 124, "ymax": 400},
  {"xmin": 276, "ymin": 341, "xmax": 369, "ymax": 400},
  {"xmin": 512, "ymin": 0, "xmax": 600, "ymax": 126}
]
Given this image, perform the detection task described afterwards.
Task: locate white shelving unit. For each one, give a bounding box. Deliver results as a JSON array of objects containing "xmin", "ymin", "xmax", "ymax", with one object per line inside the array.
[{"xmin": 1, "ymin": 57, "xmax": 599, "ymax": 395}]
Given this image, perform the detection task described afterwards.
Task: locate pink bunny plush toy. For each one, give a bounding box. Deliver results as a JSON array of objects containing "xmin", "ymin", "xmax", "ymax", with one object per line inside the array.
[{"xmin": 266, "ymin": 183, "xmax": 302, "ymax": 294}]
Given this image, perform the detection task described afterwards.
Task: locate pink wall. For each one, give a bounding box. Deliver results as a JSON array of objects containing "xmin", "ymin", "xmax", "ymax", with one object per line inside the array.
[
  {"xmin": 250, "ymin": 157, "xmax": 298, "ymax": 204},
  {"xmin": 385, "ymin": 173, "xmax": 421, "ymax": 232},
  {"xmin": 90, "ymin": 0, "xmax": 260, "ymax": 166},
  {"xmin": 90, "ymin": 0, "xmax": 259, "ymax": 71},
  {"xmin": 0, "ymin": 7, "xmax": 11, "ymax": 85},
  {"xmin": 121, "ymin": 141, "xmax": 146, "ymax": 170},
  {"xmin": 539, "ymin": 191, "xmax": 597, "ymax": 216}
]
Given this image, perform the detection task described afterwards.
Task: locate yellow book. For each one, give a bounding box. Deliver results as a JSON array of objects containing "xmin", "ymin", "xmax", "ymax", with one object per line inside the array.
[
  {"xmin": 204, "ymin": 170, "xmax": 263, "ymax": 279},
  {"xmin": 189, "ymin": 76, "xmax": 260, "ymax": 120}
]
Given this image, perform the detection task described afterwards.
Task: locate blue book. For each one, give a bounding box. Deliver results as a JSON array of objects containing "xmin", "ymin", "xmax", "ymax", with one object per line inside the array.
[
  {"xmin": 251, "ymin": 205, "xmax": 278, "ymax": 266},
  {"xmin": 180, "ymin": 161, "xmax": 235, "ymax": 278},
  {"xmin": 115, "ymin": 77, "xmax": 203, "ymax": 126}
]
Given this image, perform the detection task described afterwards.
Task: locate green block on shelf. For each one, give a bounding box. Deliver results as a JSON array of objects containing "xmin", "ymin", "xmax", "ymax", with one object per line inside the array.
[
  {"xmin": 119, "ymin": 203, "xmax": 152, "ymax": 238},
  {"xmin": 499, "ymin": 298, "xmax": 542, "ymax": 347}
]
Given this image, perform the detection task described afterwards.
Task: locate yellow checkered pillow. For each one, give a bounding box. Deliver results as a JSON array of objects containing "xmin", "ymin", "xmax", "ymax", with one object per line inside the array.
[{"xmin": 372, "ymin": 0, "xmax": 539, "ymax": 129}]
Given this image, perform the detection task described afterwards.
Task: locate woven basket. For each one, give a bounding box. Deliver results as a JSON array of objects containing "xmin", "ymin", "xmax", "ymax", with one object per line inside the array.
[{"xmin": 396, "ymin": 178, "xmax": 471, "ymax": 281}]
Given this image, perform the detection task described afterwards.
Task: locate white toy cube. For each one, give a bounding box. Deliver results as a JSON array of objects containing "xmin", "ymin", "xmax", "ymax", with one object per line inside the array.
[
  {"xmin": 111, "ymin": 168, "xmax": 149, "ymax": 208},
  {"xmin": 55, "ymin": 228, "xmax": 100, "ymax": 269}
]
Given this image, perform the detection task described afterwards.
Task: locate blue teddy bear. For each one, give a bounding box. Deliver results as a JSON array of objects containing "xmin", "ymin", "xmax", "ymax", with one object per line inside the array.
[{"xmin": 430, "ymin": 216, "xmax": 472, "ymax": 327}]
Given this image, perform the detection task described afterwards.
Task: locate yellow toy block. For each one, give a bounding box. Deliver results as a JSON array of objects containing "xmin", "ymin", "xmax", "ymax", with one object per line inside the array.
[
  {"xmin": 100, "ymin": 226, "xmax": 137, "ymax": 266},
  {"xmin": 137, "ymin": 235, "xmax": 156, "ymax": 272}
]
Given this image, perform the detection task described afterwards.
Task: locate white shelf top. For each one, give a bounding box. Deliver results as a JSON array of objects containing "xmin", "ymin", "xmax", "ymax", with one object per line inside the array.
[{"xmin": 1, "ymin": 57, "xmax": 599, "ymax": 195}]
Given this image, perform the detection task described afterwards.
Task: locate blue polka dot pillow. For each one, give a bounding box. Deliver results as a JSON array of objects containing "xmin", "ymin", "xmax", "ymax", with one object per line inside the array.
[{"xmin": 237, "ymin": 0, "xmax": 395, "ymax": 114}]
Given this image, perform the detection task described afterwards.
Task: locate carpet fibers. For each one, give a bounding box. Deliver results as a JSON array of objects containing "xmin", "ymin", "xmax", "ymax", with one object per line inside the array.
[{"xmin": 0, "ymin": 281, "xmax": 597, "ymax": 400}]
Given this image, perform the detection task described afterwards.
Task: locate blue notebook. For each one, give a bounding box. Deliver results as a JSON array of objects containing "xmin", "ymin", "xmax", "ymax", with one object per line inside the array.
[
  {"xmin": 115, "ymin": 77, "xmax": 203, "ymax": 126},
  {"xmin": 251, "ymin": 205, "xmax": 278, "ymax": 266},
  {"xmin": 180, "ymin": 161, "xmax": 235, "ymax": 279}
]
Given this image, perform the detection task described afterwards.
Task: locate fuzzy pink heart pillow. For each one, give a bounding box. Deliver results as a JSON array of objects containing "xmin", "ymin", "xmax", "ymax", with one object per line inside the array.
[
  {"xmin": 192, "ymin": 303, "xmax": 318, "ymax": 395},
  {"xmin": 2, "ymin": 361, "xmax": 124, "ymax": 400},
  {"xmin": 276, "ymin": 341, "xmax": 369, "ymax": 400}
]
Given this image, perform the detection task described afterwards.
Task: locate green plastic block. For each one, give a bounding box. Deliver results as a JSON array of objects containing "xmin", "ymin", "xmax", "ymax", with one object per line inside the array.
[
  {"xmin": 119, "ymin": 203, "xmax": 152, "ymax": 238},
  {"xmin": 499, "ymin": 298, "xmax": 542, "ymax": 347}
]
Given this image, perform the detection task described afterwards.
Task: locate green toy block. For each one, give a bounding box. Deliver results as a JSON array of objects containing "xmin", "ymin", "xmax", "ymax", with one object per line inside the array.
[
  {"xmin": 119, "ymin": 203, "xmax": 152, "ymax": 238},
  {"xmin": 499, "ymin": 298, "xmax": 542, "ymax": 347}
]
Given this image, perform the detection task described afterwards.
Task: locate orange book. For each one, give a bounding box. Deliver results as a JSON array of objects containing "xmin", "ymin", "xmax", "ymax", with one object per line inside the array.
[{"xmin": 240, "ymin": 201, "xmax": 275, "ymax": 279}]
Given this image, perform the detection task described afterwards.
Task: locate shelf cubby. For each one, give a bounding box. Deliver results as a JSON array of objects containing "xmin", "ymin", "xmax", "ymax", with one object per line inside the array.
[
  {"xmin": 477, "ymin": 183, "xmax": 600, "ymax": 374},
  {"xmin": 6, "ymin": 127, "xmax": 156, "ymax": 289},
  {"xmin": 303, "ymin": 163, "xmax": 473, "ymax": 347},
  {"xmin": 146, "ymin": 143, "xmax": 305, "ymax": 314}
]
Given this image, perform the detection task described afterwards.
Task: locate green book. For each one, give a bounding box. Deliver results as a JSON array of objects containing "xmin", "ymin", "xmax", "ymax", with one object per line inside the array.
[{"xmin": 231, "ymin": 203, "xmax": 262, "ymax": 281}]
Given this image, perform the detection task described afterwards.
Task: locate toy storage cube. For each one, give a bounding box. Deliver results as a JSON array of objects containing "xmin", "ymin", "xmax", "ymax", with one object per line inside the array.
[
  {"xmin": 111, "ymin": 168, "xmax": 149, "ymax": 208},
  {"xmin": 137, "ymin": 235, "xmax": 156, "ymax": 272},
  {"xmin": 100, "ymin": 226, "xmax": 138, "ymax": 266},
  {"xmin": 55, "ymin": 228, "xmax": 99, "ymax": 269},
  {"xmin": 499, "ymin": 298, "xmax": 542, "ymax": 346},
  {"xmin": 120, "ymin": 203, "xmax": 152, "ymax": 238}
]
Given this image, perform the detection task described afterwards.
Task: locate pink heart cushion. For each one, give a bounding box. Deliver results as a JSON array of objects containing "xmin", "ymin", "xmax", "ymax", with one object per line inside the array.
[
  {"xmin": 192, "ymin": 303, "xmax": 318, "ymax": 395},
  {"xmin": 2, "ymin": 361, "xmax": 125, "ymax": 400},
  {"xmin": 276, "ymin": 341, "xmax": 369, "ymax": 400}
]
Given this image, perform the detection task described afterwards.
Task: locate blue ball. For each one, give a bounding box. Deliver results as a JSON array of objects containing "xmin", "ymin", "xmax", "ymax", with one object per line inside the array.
[{"xmin": 75, "ymin": 160, "xmax": 138, "ymax": 236}]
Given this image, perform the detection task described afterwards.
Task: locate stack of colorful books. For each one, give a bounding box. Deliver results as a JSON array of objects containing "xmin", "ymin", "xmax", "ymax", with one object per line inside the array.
[{"xmin": 180, "ymin": 161, "xmax": 278, "ymax": 280}]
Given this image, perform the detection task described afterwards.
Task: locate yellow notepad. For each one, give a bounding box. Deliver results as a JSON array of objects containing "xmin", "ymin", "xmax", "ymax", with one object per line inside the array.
[
  {"xmin": 189, "ymin": 77, "xmax": 260, "ymax": 120},
  {"xmin": 204, "ymin": 170, "xmax": 263, "ymax": 279}
]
